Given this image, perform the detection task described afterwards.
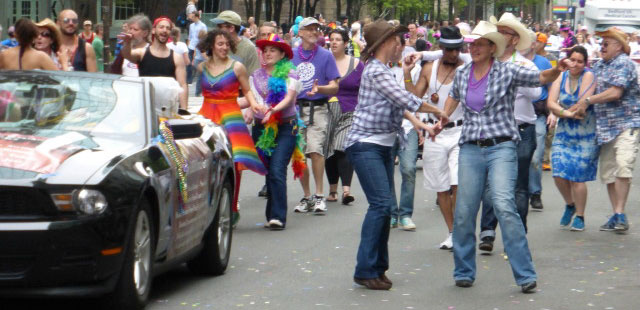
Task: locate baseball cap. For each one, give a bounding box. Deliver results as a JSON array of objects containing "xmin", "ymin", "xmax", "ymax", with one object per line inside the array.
[
  {"xmin": 83, "ymin": 20, "xmax": 92, "ymax": 26},
  {"xmin": 211, "ymin": 10, "xmax": 242, "ymax": 26},
  {"xmin": 299, "ymin": 17, "xmax": 320, "ymax": 28}
]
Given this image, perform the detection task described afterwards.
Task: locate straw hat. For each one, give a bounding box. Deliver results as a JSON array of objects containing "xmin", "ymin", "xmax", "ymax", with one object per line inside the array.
[
  {"xmin": 361, "ymin": 19, "xmax": 408, "ymax": 62},
  {"xmin": 489, "ymin": 12, "xmax": 531, "ymax": 50},
  {"xmin": 34, "ymin": 18, "xmax": 62, "ymax": 52},
  {"xmin": 596, "ymin": 27, "xmax": 631, "ymax": 55},
  {"xmin": 465, "ymin": 21, "xmax": 506, "ymax": 58}
]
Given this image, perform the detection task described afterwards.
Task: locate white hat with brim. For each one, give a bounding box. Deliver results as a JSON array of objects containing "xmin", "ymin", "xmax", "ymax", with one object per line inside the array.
[
  {"xmin": 465, "ymin": 21, "xmax": 506, "ymax": 58},
  {"xmin": 489, "ymin": 12, "xmax": 531, "ymax": 50}
]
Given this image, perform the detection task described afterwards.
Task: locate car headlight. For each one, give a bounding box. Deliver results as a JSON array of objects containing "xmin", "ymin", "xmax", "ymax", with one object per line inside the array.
[{"xmin": 73, "ymin": 189, "xmax": 108, "ymax": 215}]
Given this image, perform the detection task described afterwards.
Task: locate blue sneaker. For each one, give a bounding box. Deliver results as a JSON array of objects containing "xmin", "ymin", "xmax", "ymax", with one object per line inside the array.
[
  {"xmin": 599, "ymin": 214, "xmax": 618, "ymax": 231},
  {"xmin": 570, "ymin": 217, "xmax": 585, "ymax": 231},
  {"xmin": 560, "ymin": 205, "xmax": 576, "ymax": 226},
  {"xmin": 390, "ymin": 217, "xmax": 398, "ymax": 228},
  {"xmin": 614, "ymin": 213, "xmax": 629, "ymax": 232}
]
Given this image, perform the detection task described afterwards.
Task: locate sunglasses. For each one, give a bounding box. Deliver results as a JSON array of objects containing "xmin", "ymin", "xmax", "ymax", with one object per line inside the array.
[
  {"xmin": 39, "ymin": 31, "xmax": 51, "ymax": 38},
  {"xmin": 601, "ymin": 41, "xmax": 618, "ymax": 48},
  {"xmin": 444, "ymin": 47, "xmax": 462, "ymax": 52},
  {"xmin": 63, "ymin": 18, "xmax": 79, "ymax": 24}
]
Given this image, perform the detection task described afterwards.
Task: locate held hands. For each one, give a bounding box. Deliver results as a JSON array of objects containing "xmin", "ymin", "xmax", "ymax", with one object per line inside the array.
[
  {"xmin": 402, "ymin": 53, "xmax": 420, "ymax": 72},
  {"xmin": 306, "ymin": 79, "xmax": 319, "ymax": 97},
  {"xmin": 566, "ymin": 99, "xmax": 588, "ymax": 119}
]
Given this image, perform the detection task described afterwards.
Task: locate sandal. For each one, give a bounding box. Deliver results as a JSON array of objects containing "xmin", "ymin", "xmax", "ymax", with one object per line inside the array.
[
  {"xmin": 327, "ymin": 191, "xmax": 339, "ymax": 202},
  {"xmin": 342, "ymin": 192, "xmax": 355, "ymax": 205}
]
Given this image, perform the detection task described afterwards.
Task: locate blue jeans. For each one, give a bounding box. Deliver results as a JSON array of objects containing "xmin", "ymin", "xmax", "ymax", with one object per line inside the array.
[
  {"xmin": 253, "ymin": 121, "xmax": 297, "ymax": 226},
  {"xmin": 391, "ymin": 129, "xmax": 419, "ymax": 219},
  {"xmin": 529, "ymin": 115, "xmax": 547, "ymax": 195},
  {"xmin": 187, "ymin": 49, "xmax": 195, "ymax": 84},
  {"xmin": 454, "ymin": 141, "xmax": 537, "ymax": 285},
  {"xmin": 193, "ymin": 58, "xmax": 204, "ymax": 96},
  {"xmin": 480, "ymin": 124, "xmax": 537, "ymax": 233},
  {"xmin": 347, "ymin": 142, "xmax": 396, "ymax": 279}
]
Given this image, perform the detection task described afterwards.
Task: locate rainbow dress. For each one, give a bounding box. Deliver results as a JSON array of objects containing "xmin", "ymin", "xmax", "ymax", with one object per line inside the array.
[{"xmin": 199, "ymin": 62, "xmax": 267, "ymax": 175}]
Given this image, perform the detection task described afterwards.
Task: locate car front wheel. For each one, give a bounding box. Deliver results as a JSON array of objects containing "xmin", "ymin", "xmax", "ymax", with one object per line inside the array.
[{"xmin": 103, "ymin": 199, "xmax": 155, "ymax": 310}]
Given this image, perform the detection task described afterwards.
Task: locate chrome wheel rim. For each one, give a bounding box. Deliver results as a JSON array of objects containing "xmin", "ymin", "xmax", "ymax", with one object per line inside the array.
[
  {"xmin": 217, "ymin": 187, "xmax": 231, "ymax": 261},
  {"xmin": 133, "ymin": 210, "xmax": 151, "ymax": 296}
]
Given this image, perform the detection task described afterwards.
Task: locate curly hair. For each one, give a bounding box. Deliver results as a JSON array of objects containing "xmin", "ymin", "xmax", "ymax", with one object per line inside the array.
[{"xmin": 197, "ymin": 29, "xmax": 237, "ymax": 56}]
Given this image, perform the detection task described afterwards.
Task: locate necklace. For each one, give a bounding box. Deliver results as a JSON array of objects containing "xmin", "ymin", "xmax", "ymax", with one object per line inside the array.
[
  {"xmin": 431, "ymin": 60, "xmax": 456, "ymax": 103},
  {"xmin": 469, "ymin": 60, "xmax": 492, "ymax": 88},
  {"xmin": 298, "ymin": 45, "xmax": 317, "ymax": 62},
  {"xmin": 568, "ymin": 73, "xmax": 580, "ymax": 94}
]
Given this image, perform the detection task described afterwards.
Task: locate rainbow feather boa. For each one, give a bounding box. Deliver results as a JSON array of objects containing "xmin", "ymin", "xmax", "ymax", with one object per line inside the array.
[{"xmin": 255, "ymin": 59, "xmax": 307, "ymax": 179}]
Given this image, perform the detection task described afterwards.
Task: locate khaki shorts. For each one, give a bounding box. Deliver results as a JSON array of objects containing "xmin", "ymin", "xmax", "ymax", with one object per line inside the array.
[
  {"xmin": 599, "ymin": 128, "xmax": 640, "ymax": 184},
  {"xmin": 299, "ymin": 104, "xmax": 328, "ymax": 156}
]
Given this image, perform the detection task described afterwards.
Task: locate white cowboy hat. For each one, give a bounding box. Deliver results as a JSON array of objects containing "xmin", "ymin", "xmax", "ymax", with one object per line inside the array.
[
  {"xmin": 465, "ymin": 21, "xmax": 506, "ymax": 58},
  {"xmin": 489, "ymin": 12, "xmax": 531, "ymax": 50}
]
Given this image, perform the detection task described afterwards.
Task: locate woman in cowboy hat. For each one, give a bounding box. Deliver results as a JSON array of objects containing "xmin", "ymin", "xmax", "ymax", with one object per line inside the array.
[
  {"xmin": 344, "ymin": 19, "xmax": 446, "ymax": 291},
  {"xmin": 249, "ymin": 33, "xmax": 305, "ymax": 230},
  {"xmin": 435, "ymin": 20, "xmax": 570, "ymax": 293},
  {"xmin": 33, "ymin": 18, "xmax": 69, "ymax": 70}
]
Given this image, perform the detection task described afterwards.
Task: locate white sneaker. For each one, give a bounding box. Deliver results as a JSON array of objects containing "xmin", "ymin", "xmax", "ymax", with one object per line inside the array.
[
  {"xmin": 439, "ymin": 233, "xmax": 453, "ymax": 250},
  {"xmin": 294, "ymin": 197, "xmax": 311, "ymax": 213},
  {"xmin": 312, "ymin": 195, "xmax": 327, "ymax": 214},
  {"xmin": 268, "ymin": 219, "xmax": 284, "ymax": 230},
  {"xmin": 399, "ymin": 217, "xmax": 416, "ymax": 231}
]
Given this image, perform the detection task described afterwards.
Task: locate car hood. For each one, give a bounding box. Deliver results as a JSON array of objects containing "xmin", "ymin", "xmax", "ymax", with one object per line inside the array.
[{"xmin": 0, "ymin": 132, "xmax": 144, "ymax": 186}]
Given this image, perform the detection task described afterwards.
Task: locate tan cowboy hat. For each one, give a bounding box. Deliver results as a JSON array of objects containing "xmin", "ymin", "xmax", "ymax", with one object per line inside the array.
[
  {"xmin": 596, "ymin": 27, "xmax": 631, "ymax": 55},
  {"xmin": 34, "ymin": 18, "xmax": 62, "ymax": 52},
  {"xmin": 465, "ymin": 21, "xmax": 506, "ymax": 58},
  {"xmin": 361, "ymin": 19, "xmax": 408, "ymax": 62},
  {"xmin": 489, "ymin": 12, "xmax": 531, "ymax": 50}
]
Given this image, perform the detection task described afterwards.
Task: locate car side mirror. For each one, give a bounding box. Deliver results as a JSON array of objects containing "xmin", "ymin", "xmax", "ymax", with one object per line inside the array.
[{"xmin": 165, "ymin": 119, "xmax": 203, "ymax": 140}]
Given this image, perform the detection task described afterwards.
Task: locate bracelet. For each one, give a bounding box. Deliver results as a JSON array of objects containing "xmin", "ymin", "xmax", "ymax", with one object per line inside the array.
[
  {"xmin": 404, "ymin": 79, "xmax": 412, "ymax": 83},
  {"xmin": 585, "ymin": 97, "xmax": 591, "ymax": 105},
  {"xmin": 561, "ymin": 109, "xmax": 566, "ymax": 116}
]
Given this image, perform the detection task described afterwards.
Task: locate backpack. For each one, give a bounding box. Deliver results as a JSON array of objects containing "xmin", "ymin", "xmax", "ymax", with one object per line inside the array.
[{"xmin": 176, "ymin": 10, "xmax": 188, "ymax": 28}]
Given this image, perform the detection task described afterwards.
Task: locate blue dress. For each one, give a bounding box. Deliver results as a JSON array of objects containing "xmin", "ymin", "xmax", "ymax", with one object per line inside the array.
[{"xmin": 551, "ymin": 71, "xmax": 600, "ymax": 182}]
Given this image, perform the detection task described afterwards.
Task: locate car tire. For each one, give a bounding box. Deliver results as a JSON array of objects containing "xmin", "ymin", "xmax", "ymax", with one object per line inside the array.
[
  {"xmin": 187, "ymin": 178, "xmax": 233, "ymax": 276},
  {"xmin": 102, "ymin": 199, "xmax": 155, "ymax": 310}
]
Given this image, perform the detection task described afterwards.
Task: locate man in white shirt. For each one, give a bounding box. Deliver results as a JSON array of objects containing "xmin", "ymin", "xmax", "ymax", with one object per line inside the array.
[{"xmin": 186, "ymin": 11, "xmax": 207, "ymax": 84}]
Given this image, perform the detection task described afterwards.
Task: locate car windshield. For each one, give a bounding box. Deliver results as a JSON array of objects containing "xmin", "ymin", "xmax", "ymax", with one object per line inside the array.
[{"xmin": 0, "ymin": 72, "xmax": 146, "ymax": 147}]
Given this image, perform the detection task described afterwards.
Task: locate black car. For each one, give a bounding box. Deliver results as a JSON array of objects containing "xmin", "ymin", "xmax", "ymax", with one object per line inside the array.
[{"xmin": 0, "ymin": 71, "xmax": 235, "ymax": 309}]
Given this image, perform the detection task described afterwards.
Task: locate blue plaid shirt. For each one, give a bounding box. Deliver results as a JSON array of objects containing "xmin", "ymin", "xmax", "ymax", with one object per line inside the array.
[
  {"xmin": 592, "ymin": 53, "xmax": 640, "ymax": 145},
  {"xmin": 344, "ymin": 59, "xmax": 422, "ymax": 149},
  {"xmin": 449, "ymin": 60, "xmax": 541, "ymax": 144}
]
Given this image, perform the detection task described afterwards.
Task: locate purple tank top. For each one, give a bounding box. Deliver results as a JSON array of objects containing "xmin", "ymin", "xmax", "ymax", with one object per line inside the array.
[
  {"xmin": 336, "ymin": 61, "xmax": 364, "ymax": 112},
  {"xmin": 465, "ymin": 63, "xmax": 489, "ymax": 113}
]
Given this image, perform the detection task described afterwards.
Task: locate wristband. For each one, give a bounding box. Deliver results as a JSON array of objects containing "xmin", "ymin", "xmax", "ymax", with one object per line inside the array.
[{"xmin": 404, "ymin": 79, "xmax": 412, "ymax": 83}]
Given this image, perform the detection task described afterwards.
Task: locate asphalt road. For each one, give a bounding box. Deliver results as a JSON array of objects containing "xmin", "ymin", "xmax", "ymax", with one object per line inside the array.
[
  {"xmin": 140, "ymin": 159, "xmax": 640, "ymax": 310},
  {"xmin": 3, "ymin": 94, "xmax": 639, "ymax": 309}
]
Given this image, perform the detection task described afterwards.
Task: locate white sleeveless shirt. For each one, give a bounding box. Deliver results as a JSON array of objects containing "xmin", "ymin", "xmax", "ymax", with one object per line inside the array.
[{"xmin": 426, "ymin": 59, "xmax": 463, "ymax": 122}]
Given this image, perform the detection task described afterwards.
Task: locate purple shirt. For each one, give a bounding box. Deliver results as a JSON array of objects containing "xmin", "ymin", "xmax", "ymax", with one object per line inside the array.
[
  {"xmin": 250, "ymin": 68, "xmax": 299, "ymax": 119},
  {"xmin": 293, "ymin": 45, "xmax": 340, "ymax": 101},
  {"xmin": 336, "ymin": 61, "xmax": 364, "ymax": 112},
  {"xmin": 466, "ymin": 64, "xmax": 489, "ymax": 113}
]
